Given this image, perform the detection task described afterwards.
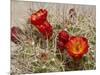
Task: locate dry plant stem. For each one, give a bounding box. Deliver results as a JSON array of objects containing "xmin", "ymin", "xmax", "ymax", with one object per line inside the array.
[
  {"xmin": 54, "ymin": 32, "xmax": 65, "ymax": 71},
  {"xmin": 12, "ymin": 33, "xmax": 23, "ymax": 44},
  {"xmin": 46, "ymin": 38, "xmax": 49, "ymax": 52}
]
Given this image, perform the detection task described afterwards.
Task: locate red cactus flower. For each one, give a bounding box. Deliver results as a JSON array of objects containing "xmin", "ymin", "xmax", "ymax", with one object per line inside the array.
[
  {"xmin": 11, "ymin": 26, "xmax": 22, "ymax": 44},
  {"xmin": 58, "ymin": 30, "xmax": 69, "ymax": 43},
  {"xmin": 65, "ymin": 36, "xmax": 89, "ymax": 60},
  {"xmin": 57, "ymin": 30, "xmax": 69, "ymax": 52},
  {"xmin": 30, "ymin": 9, "xmax": 53, "ymax": 39},
  {"xmin": 37, "ymin": 21, "xmax": 53, "ymax": 39},
  {"xmin": 30, "ymin": 9, "xmax": 47, "ymax": 25}
]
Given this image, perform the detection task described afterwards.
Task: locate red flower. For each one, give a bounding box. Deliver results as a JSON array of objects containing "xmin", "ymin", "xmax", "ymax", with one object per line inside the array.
[
  {"xmin": 30, "ymin": 9, "xmax": 47, "ymax": 25},
  {"xmin": 57, "ymin": 30, "xmax": 69, "ymax": 52},
  {"xmin": 30, "ymin": 9, "xmax": 53, "ymax": 39},
  {"xmin": 65, "ymin": 36, "xmax": 89, "ymax": 60},
  {"xmin": 37, "ymin": 21, "xmax": 53, "ymax": 39},
  {"xmin": 11, "ymin": 26, "xmax": 22, "ymax": 44},
  {"xmin": 58, "ymin": 31, "xmax": 69, "ymax": 43}
]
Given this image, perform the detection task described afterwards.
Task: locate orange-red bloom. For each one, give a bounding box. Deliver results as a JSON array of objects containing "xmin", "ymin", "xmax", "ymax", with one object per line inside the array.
[
  {"xmin": 30, "ymin": 9, "xmax": 53, "ymax": 39},
  {"xmin": 37, "ymin": 21, "xmax": 53, "ymax": 39},
  {"xmin": 30, "ymin": 9, "xmax": 47, "ymax": 26},
  {"xmin": 65, "ymin": 36, "xmax": 89, "ymax": 60}
]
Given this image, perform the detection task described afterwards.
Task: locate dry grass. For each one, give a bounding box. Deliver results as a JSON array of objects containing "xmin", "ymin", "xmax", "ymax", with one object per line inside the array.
[{"xmin": 11, "ymin": 0, "xmax": 96, "ymax": 74}]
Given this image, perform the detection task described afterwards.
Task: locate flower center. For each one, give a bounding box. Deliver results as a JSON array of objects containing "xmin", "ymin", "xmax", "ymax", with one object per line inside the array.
[{"xmin": 73, "ymin": 42, "xmax": 82, "ymax": 53}]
